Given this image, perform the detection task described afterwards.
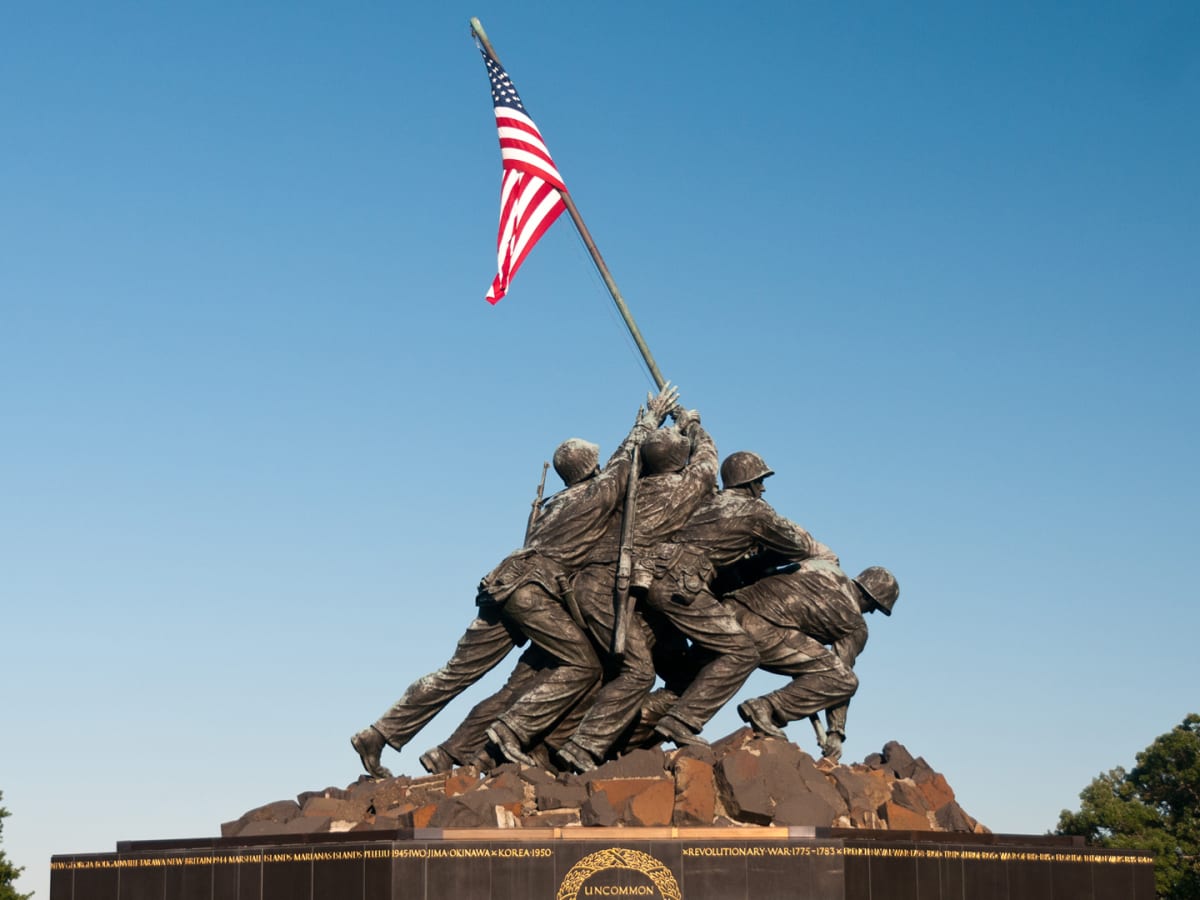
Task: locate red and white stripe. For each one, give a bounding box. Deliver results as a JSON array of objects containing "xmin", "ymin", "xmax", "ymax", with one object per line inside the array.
[
  {"xmin": 495, "ymin": 107, "xmax": 565, "ymax": 191},
  {"xmin": 486, "ymin": 107, "xmax": 567, "ymax": 304}
]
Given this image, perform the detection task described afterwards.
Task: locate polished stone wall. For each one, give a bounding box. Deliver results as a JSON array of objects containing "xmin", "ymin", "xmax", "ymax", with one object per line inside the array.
[{"xmin": 50, "ymin": 827, "xmax": 1153, "ymax": 900}]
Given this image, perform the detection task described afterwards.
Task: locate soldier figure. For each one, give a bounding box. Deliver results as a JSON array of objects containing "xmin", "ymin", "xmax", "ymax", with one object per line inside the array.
[
  {"xmin": 729, "ymin": 562, "xmax": 899, "ymax": 761},
  {"xmin": 546, "ymin": 412, "xmax": 721, "ymax": 773},
  {"xmin": 614, "ymin": 451, "xmax": 836, "ymax": 754},
  {"xmin": 350, "ymin": 385, "xmax": 678, "ymax": 778}
]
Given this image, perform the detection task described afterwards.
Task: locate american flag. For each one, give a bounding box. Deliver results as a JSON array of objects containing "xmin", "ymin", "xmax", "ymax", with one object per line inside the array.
[{"xmin": 479, "ymin": 47, "xmax": 567, "ymax": 305}]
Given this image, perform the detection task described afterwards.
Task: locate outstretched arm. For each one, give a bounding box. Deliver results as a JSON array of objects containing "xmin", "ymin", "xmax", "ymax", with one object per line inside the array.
[
  {"xmin": 603, "ymin": 382, "xmax": 681, "ymax": 468},
  {"xmin": 753, "ymin": 510, "xmax": 840, "ymax": 566}
]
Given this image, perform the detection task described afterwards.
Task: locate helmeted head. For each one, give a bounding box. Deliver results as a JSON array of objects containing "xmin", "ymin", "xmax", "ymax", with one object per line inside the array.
[
  {"xmin": 854, "ymin": 567, "xmax": 899, "ymax": 616},
  {"xmin": 720, "ymin": 451, "xmax": 775, "ymax": 490},
  {"xmin": 641, "ymin": 428, "xmax": 690, "ymax": 475},
  {"xmin": 553, "ymin": 438, "xmax": 600, "ymax": 486}
]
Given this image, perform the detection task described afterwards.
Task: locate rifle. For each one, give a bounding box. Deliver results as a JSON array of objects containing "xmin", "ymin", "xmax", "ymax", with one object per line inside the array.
[
  {"xmin": 523, "ymin": 461, "xmax": 550, "ymax": 545},
  {"xmin": 610, "ymin": 442, "xmax": 641, "ymax": 658}
]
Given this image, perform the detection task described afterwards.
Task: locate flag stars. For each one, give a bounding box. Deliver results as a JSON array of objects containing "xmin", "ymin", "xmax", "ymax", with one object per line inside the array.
[{"xmin": 481, "ymin": 49, "xmax": 528, "ymax": 111}]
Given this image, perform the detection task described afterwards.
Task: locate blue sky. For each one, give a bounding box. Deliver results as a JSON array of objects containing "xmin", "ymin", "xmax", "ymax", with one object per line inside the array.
[{"xmin": 2, "ymin": 3, "xmax": 1197, "ymax": 896}]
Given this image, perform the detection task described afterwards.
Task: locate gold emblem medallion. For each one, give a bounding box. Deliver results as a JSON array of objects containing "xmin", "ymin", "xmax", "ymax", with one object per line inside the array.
[{"xmin": 557, "ymin": 847, "xmax": 681, "ymax": 900}]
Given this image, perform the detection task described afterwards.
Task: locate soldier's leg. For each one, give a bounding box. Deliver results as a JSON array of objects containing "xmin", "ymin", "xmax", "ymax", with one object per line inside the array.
[
  {"xmin": 610, "ymin": 613, "xmax": 698, "ymax": 752},
  {"xmin": 557, "ymin": 565, "xmax": 657, "ymax": 767},
  {"xmin": 760, "ymin": 635, "xmax": 858, "ymax": 723},
  {"xmin": 649, "ymin": 609, "xmax": 704, "ymax": 698},
  {"xmin": 734, "ymin": 606, "xmax": 858, "ymax": 724},
  {"xmin": 647, "ymin": 586, "xmax": 759, "ymax": 735},
  {"xmin": 614, "ymin": 686, "xmax": 683, "ymax": 751},
  {"xmin": 370, "ymin": 605, "xmax": 518, "ymax": 752},
  {"xmin": 430, "ymin": 645, "xmax": 549, "ymax": 769},
  {"xmin": 493, "ymin": 583, "xmax": 603, "ymax": 746},
  {"xmin": 539, "ymin": 677, "xmax": 601, "ymax": 755}
]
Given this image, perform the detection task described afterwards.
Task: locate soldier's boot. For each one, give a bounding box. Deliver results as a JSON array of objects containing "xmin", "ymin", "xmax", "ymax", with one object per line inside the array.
[
  {"xmin": 351, "ymin": 726, "xmax": 394, "ymax": 779},
  {"xmin": 468, "ymin": 744, "xmax": 503, "ymax": 773},
  {"xmin": 654, "ymin": 714, "xmax": 710, "ymax": 748},
  {"xmin": 556, "ymin": 740, "xmax": 599, "ymax": 774},
  {"xmin": 486, "ymin": 721, "xmax": 540, "ymax": 768},
  {"xmin": 737, "ymin": 698, "xmax": 787, "ymax": 740},
  {"xmin": 528, "ymin": 743, "xmax": 554, "ymax": 771},
  {"xmin": 419, "ymin": 746, "xmax": 458, "ymax": 775}
]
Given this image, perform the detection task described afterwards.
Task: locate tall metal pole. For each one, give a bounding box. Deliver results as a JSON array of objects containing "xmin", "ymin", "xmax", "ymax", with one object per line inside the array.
[{"xmin": 469, "ymin": 17, "xmax": 667, "ymax": 390}]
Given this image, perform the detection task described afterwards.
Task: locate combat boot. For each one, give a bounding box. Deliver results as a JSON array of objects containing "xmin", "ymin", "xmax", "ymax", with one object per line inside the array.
[
  {"xmin": 556, "ymin": 740, "xmax": 599, "ymax": 774},
  {"xmin": 654, "ymin": 714, "xmax": 709, "ymax": 748},
  {"xmin": 419, "ymin": 746, "xmax": 457, "ymax": 775},
  {"xmin": 486, "ymin": 721, "xmax": 540, "ymax": 768},
  {"xmin": 737, "ymin": 698, "xmax": 787, "ymax": 739},
  {"xmin": 351, "ymin": 726, "xmax": 393, "ymax": 779}
]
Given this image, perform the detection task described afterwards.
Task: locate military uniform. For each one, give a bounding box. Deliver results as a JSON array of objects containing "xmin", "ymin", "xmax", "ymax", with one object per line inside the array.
[
  {"xmin": 727, "ymin": 560, "xmax": 868, "ymax": 736},
  {"xmin": 640, "ymin": 491, "xmax": 836, "ymax": 734},
  {"xmin": 560, "ymin": 421, "xmax": 721, "ymax": 760},
  {"xmin": 370, "ymin": 420, "xmax": 654, "ymax": 755}
]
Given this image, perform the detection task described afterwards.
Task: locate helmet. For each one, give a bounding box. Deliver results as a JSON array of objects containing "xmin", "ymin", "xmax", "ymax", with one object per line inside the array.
[
  {"xmin": 720, "ymin": 451, "xmax": 775, "ymax": 490},
  {"xmin": 854, "ymin": 567, "xmax": 899, "ymax": 616},
  {"xmin": 553, "ymin": 438, "xmax": 600, "ymax": 486},
  {"xmin": 641, "ymin": 429, "xmax": 690, "ymax": 475}
]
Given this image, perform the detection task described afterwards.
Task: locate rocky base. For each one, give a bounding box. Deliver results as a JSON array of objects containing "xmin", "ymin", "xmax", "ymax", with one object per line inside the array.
[{"xmin": 223, "ymin": 732, "xmax": 987, "ymax": 838}]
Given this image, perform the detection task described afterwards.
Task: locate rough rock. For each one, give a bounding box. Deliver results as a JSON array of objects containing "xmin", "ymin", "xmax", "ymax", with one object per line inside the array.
[
  {"xmin": 714, "ymin": 738, "xmax": 849, "ymax": 827},
  {"xmin": 880, "ymin": 741, "xmax": 917, "ymax": 779},
  {"xmin": 672, "ymin": 757, "xmax": 716, "ymax": 826},
  {"xmin": 537, "ymin": 780, "xmax": 588, "ymax": 811},
  {"xmin": 715, "ymin": 744, "xmax": 775, "ymax": 824},
  {"xmin": 300, "ymin": 796, "xmax": 371, "ymax": 820},
  {"xmin": 829, "ymin": 766, "xmax": 891, "ymax": 821},
  {"xmin": 410, "ymin": 803, "xmax": 438, "ymax": 829},
  {"xmin": 917, "ymin": 771, "xmax": 956, "ymax": 810},
  {"xmin": 588, "ymin": 777, "xmax": 672, "ymax": 811},
  {"xmin": 890, "ymin": 779, "xmax": 932, "ymax": 816},
  {"xmin": 225, "ymin": 737, "xmax": 987, "ymax": 835},
  {"xmin": 934, "ymin": 800, "xmax": 975, "ymax": 832},
  {"xmin": 240, "ymin": 816, "xmax": 331, "ymax": 836},
  {"xmin": 525, "ymin": 810, "xmax": 582, "ymax": 827},
  {"xmin": 579, "ymin": 747, "xmax": 668, "ymax": 783},
  {"xmin": 580, "ymin": 790, "xmax": 619, "ymax": 827},
  {"xmin": 296, "ymin": 786, "xmax": 349, "ymax": 806},
  {"xmin": 445, "ymin": 769, "xmax": 482, "ymax": 797},
  {"xmin": 429, "ymin": 791, "xmax": 521, "ymax": 828},
  {"xmin": 625, "ymin": 780, "xmax": 675, "ymax": 826},
  {"xmin": 221, "ymin": 800, "xmax": 301, "ymax": 837},
  {"xmin": 880, "ymin": 801, "xmax": 931, "ymax": 831}
]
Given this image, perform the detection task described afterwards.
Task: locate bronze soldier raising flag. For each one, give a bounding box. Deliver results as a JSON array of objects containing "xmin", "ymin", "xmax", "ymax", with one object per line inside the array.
[
  {"xmin": 351, "ymin": 385, "xmax": 679, "ymax": 777},
  {"xmin": 349, "ymin": 21, "xmax": 902, "ymax": 779}
]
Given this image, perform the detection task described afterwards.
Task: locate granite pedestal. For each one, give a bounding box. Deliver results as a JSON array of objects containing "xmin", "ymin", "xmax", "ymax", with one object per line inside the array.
[{"xmin": 50, "ymin": 827, "xmax": 1153, "ymax": 900}]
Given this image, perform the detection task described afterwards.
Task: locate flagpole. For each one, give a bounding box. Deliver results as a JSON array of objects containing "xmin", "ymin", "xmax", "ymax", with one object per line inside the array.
[{"xmin": 469, "ymin": 17, "xmax": 667, "ymax": 391}]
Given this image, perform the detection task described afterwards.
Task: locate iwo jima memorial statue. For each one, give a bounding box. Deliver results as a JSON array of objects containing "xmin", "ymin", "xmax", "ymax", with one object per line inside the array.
[{"xmin": 51, "ymin": 19, "xmax": 1154, "ymax": 900}]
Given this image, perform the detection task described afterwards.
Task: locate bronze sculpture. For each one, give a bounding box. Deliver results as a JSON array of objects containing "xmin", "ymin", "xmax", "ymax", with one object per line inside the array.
[
  {"xmin": 729, "ymin": 562, "xmax": 899, "ymax": 761},
  {"xmin": 351, "ymin": 384, "xmax": 679, "ymax": 777},
  {"xmin": 352, "ymin": 403, "xmax": 900, "ymax": 777}
]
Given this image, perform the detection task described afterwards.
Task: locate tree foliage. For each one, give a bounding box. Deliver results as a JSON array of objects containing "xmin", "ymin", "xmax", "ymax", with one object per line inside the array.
[
  {"xmin": 0, "ymin": 792, "xmax": 33, "ymax": 900},
  {"xmin": 1058, "ymin": 714, "xmax": 1200, "ymax": 899}
]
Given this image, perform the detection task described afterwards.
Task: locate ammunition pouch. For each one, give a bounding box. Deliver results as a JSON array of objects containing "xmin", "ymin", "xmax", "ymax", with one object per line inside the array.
[{"xmin": 642, "ymin": 543, "xmax": 715, "ymax": 606}]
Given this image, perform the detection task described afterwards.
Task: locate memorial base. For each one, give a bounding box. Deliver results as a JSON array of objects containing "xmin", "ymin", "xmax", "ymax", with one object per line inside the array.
[{"xmin": 51, "ymin": 827, "xmax": 1154, "ymax": 900}]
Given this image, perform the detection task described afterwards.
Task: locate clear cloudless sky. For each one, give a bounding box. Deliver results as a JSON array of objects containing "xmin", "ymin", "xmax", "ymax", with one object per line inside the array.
[{"xmin": 2, "ymin": 2, "xmax": 1198, "ymax": 897}]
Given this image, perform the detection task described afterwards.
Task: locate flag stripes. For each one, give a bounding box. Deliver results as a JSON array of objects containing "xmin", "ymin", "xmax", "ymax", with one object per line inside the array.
[{"xmin": 479, "ymin": 47, "xmax": 568, "ymax": 304}]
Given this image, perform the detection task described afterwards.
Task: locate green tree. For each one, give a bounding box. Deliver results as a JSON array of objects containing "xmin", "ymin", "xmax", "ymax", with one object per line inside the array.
[
  {"xmin": 1058, "ymin": 714, "xmax": 1200, "ymax": 899},
  {"xmin": 0, "ymin": 792, "xmax": 33, "ymax": 900}
]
